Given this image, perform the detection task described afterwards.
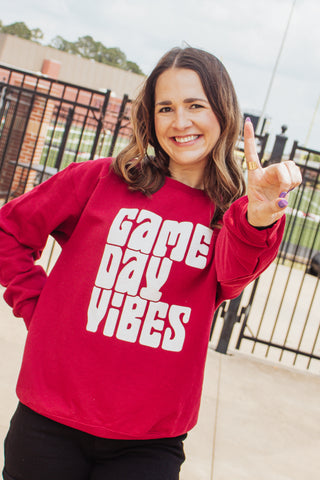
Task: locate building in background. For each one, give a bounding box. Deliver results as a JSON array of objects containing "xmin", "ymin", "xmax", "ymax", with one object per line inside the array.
[{"xmin": 0, "ymin": 33, "xmax": 145, "ymax": 98}]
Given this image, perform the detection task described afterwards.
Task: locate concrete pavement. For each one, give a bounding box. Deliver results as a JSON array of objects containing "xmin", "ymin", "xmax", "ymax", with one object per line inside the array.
[
  {"xmin": 182, "ymin": 348, "xmax": 320, "ymax": 480},
  {"xmin": 1, "ymin": 287, "xmax": 320, "ymax": 479}
]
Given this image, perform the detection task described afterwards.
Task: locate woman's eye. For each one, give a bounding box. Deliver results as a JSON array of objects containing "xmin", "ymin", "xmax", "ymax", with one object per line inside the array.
[
  {"xmin": 190, "ymin": 104, "xmax": 204, "ymax": 109},
  {"xmin": 159, "ymin": 106, "xmax": 172, "ymax": 113}
]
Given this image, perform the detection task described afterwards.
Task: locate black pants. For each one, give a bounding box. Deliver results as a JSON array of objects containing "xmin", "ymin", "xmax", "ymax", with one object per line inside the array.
[{"xmin": 3, "ymin": 403, "xmax": 187, "ymax": 480}]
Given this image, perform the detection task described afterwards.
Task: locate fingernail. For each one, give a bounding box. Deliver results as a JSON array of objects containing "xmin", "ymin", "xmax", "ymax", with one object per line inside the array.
[
  {"xmin": 278, "ymin": 199, "xmax": 288, "ymax": 209},
  {"xmin": 279, "ymin": 191, "xmax": 287, "ymax": 198},
  {"xmin": 245, "ymin": 117, "xmax": 252, "ymax": 123}
]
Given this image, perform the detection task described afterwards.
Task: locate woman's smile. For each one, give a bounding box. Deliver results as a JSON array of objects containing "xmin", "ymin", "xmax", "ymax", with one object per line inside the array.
[{"xmin": 172, "ymin": 135, "xmax": 201, "ymax": 144}]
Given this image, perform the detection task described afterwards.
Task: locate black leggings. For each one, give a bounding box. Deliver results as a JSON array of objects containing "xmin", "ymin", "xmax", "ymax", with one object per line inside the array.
[{"xmin": 3, "ymin": 403, "xmax": 187, "ymax": 480}]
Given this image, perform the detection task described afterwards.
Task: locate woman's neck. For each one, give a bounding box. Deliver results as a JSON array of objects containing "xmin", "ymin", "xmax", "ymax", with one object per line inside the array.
[{"xmin": 169, "ymin": 166, "xmax": 204, "ymax": 190}]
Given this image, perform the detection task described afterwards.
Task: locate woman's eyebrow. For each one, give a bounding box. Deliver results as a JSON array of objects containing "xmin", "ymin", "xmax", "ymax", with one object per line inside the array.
[
  {"xmin": 155, "ymin": 100, "xmax": 172, "ymax": 106},
  {"xmin": 155, "ymin": 97, "xmax": 209, "ymax": 106},
  {"xmin": 183, "ymin": 97, "xmax": 209, "ymax": 104}
]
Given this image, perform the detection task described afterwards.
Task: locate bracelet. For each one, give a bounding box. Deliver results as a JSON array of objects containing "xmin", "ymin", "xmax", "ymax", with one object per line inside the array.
[
  {"xmin": 253, "ymin": 222, "xmax": 277, "ymax": 230},
  {"xmin": 246, "ymin": 212, "xmax": 277, "ymax": 230}
]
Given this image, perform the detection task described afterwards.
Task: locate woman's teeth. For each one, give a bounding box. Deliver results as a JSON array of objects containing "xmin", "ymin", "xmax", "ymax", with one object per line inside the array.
[{"xmin": 174, "ymin": 135, "xmax": 199, "ymax": 143}]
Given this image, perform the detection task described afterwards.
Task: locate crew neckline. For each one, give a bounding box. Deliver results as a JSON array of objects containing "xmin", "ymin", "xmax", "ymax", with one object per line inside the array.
[{"xmin": 164, "ymin": 175, "xmax": 207, "ymax": 197}]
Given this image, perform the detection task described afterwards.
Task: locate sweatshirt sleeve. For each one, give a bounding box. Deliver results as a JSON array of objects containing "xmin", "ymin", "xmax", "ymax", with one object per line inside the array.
[
  {"xmin": 214, "ymin": 195, "xmax": 285, "ymax": 306},
  {"xmin": 0, "ymin": 159, "xmax": 110, "ymax": 328}
]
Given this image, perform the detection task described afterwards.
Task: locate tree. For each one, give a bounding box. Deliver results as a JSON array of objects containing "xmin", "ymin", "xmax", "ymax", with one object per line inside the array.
[
  {"xmin": 126, "ymin": 61, "xmax": 143, "ymax": 75},
  {"xmin": 50, "ymin": 35, "xmax": 78, "ymax": 54},
  {"xmin": 49, "ymin": 34, "xmax": 144, "ymax": 74},
  {"xmin": 31, "ymin": 28, "xmax": 44, "ymax": 42},
  {"xmin": 73, "ymin": 35, "xmax": 103, "ymax": 60},
  {"xmin": 0, "ymin": 19, "xmax": 144, "ymax": 74},
  {"xmin": 0, "ymin": 21, "xmax": 43, "ymax": 42},
  {"xmin": 102, "ymin": 47, "xmax": 127, "ymax": 68}
]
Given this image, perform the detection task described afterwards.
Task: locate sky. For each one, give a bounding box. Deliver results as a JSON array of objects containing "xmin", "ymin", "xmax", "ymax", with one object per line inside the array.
[{"xmin": 1, "ymin": 0, "xmax": 320, "ymax": 154}]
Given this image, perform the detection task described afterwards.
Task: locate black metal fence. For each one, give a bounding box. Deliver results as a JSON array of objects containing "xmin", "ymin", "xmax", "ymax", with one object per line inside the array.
[
  {"xmin": 0, "ymin": 64, "xmax": 132, "ymax": 204},
  {"xmin": 1, "ymin": 64, "xmax": 319, "ymax": 373},
  {"xmin": 211, "ymin": 141, "xmax": 320, "ymax": 373}
]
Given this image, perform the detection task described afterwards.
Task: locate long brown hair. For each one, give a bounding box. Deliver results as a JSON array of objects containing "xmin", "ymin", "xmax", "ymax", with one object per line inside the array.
[{"xmin": 112, "ymin": 46, "xmax": 245, "ymax": 228}]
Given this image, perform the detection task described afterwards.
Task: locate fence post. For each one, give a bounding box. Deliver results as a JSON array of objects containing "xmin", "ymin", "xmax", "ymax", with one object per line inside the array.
[
  {"xmin": 0, "ymin": 77, "xmax": 58, "ymax": 199},
  {"xmin": 55, "ymin": 107, "xmax": 74, "ymax": 170},
  {"xmin": 90, "ymin": 89, "xmax": 111, "ymax": 160},
  {"xmin": 108, "ymin": 94, "xmax": 129, "ymax": 157},
  {"xmin": 264, "ymin": 125, "xmax": 288, "ymax": 166},
  {"xmin": 215, "ymin": 293, "xmax": 243, "ymax": 354},
  {"xmin": 289, "ymin": 140, "xmax": 298, "ymax": 160},
  {"xmin": 0, "ymin": 85, "xmax": 36, "ymax": 199}
]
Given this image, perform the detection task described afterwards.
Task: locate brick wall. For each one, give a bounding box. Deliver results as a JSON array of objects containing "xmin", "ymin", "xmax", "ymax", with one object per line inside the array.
[{"xmin": 0, "ymin": 72, "xmax": 58, "ymax": 198}]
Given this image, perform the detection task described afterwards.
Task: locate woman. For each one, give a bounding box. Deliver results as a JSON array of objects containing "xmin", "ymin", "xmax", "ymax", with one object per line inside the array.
[{"xmin": 0, "ymin": 47, "xmax": 301, "ymax": 479}]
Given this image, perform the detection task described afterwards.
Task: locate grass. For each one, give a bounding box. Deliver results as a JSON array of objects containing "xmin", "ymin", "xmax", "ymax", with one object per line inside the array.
[
  {"xmin": 289, "ymin": 185, "xmax": 320, "ymax": 214},
  {"xmin": 40, "ymin": 123, "xmax": 130, "ymax": 170},
  {"xmin": 281, "ymin": 185, "xmax": 320, "ymax": 258}
]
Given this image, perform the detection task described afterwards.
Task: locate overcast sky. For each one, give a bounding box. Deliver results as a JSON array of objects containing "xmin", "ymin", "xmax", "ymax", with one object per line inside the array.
[{"xmin": 1, "ymin": 0, "xmax": 320, "ymax": 153}]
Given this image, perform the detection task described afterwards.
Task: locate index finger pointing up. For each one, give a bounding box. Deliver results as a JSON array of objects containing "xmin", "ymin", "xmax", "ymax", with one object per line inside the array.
[{"xmin": 244, "ymin": 117, "xmax": 261, "ymax": 172}]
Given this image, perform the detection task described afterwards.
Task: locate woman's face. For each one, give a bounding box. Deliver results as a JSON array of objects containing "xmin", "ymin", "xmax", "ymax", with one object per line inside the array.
[{"xmin": 154, "ymin": 68, "xmax": 221, "ymax": 188}]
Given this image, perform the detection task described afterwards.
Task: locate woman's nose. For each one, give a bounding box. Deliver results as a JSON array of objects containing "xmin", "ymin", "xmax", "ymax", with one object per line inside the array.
[{"xmin": 172, "ymin": 109, "xmax": 192, "ymax": 129}]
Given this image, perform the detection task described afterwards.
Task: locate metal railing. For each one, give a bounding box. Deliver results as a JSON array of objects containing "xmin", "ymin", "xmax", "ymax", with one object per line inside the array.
[
  {"xmin": 0, "ymin": 64, "xmax": 132, "ymax": 203},
  {"xmin": 212, "ymin": 142, "xmax": 320, "ymax": 373}
]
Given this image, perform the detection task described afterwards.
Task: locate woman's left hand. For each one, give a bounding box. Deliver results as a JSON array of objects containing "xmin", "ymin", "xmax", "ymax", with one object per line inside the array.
[{"xmin": 244, "ymin": 118, "xmax": 302, "ymax": 227}]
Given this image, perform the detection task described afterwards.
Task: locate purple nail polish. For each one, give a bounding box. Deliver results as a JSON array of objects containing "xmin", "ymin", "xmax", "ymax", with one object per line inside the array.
[
  {"xmin": 279, "ymin": 191, "xmax": 287, "ymax": 198},
  {"xmin": 278, "ymin": 199, "xmax": 288, "ymax": 209},
  {"xmin": 245, "ymin": 117, "xmax": 252, "ymax": 123}
]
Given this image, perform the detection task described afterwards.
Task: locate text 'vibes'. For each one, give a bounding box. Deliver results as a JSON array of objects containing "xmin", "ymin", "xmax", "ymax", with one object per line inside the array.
[{"xmin": 87, "ymin": 208, "xmax": 213, "ymax": 352}]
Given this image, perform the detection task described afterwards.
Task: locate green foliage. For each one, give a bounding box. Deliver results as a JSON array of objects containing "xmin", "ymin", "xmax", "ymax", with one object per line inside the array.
[
  {"xmin": 40, "ymin": 123, "xmax": 130, "ymax": 169},
  {"xmin": 0, "ymin": 21, "xmax": 43, "ymax": 42},
  {"xmin": 0, "ymin": 19, "xmax": 143, "ymax": 74},
  {"xmin": 49, "ymin": 34, "xmax": 143, "ymax": 74},
  {"xmin": 310, "ymin": 154, "xmax": 320, "ymax": 163},
  {"xmin": 300, "ymin": 153, "xmax": 320, "ymax": 164},
  {"xmin": 126, "ymin": 60, "xmax": 143, "ymax": 74},
  {"xmin": 50, "ymin": 35, "xmax": 78, "ymax": 54}
]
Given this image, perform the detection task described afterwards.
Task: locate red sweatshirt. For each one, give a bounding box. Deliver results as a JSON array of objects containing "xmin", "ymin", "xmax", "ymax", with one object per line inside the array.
[{"xmin": 0, "ymin": 158, "xmax": 284, "ymax": 439}]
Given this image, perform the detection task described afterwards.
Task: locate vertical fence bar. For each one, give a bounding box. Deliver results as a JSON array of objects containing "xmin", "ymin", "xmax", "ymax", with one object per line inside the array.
[
  {"xmin": 108, "ymin": 94, "xmax": 129, "ymax": 157},
  {"xmin": 19, "ymin": 81, "xmax": 53, "ymax": 189},
  {"xmin": 55, "ymin": 107, "xmax": 74, "ymax": 170},
  {"xmin": 215, "ymin": 294, "xmax": 243, "ymax": 354},
  {"xmin": 90, "ymin": 90, "xmax": 111, "ymax": 160},
  {"xmin": 4, "ymin": 88, "xmax": 36, "ymax": 202}
]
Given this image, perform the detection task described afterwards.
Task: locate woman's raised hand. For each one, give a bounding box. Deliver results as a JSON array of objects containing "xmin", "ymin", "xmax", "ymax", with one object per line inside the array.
[{"xmin": 244, "ymin": 118, "xmax": 302, "ymax": 227}]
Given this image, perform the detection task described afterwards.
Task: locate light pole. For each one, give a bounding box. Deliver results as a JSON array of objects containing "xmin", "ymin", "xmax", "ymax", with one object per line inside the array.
[
  {"xmin": 305, "ymin": 93, "xmax": 320, "ymax": 146},
  {"xmin": 256, "ymin": 0, "xmax": 297, "ymax": 134}
]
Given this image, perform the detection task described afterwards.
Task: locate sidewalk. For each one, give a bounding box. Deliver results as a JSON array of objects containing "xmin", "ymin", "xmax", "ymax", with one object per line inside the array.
[{"xmin": 1, "ymin": 288, "xmax": 320, "ymax": 479}]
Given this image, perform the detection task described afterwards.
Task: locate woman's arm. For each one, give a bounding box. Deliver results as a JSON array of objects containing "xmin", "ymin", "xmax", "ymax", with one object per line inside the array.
[
  {"xmin": 0, "ymin": 159, "xmax": 108, "ymax": 327},
  {"xmin": 214, "ymin": 119, "xmax": 301, "ymax": 305},
  {"xmin": 214, "ymin": 195, "xmax": 285, "ymax": 305}
]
